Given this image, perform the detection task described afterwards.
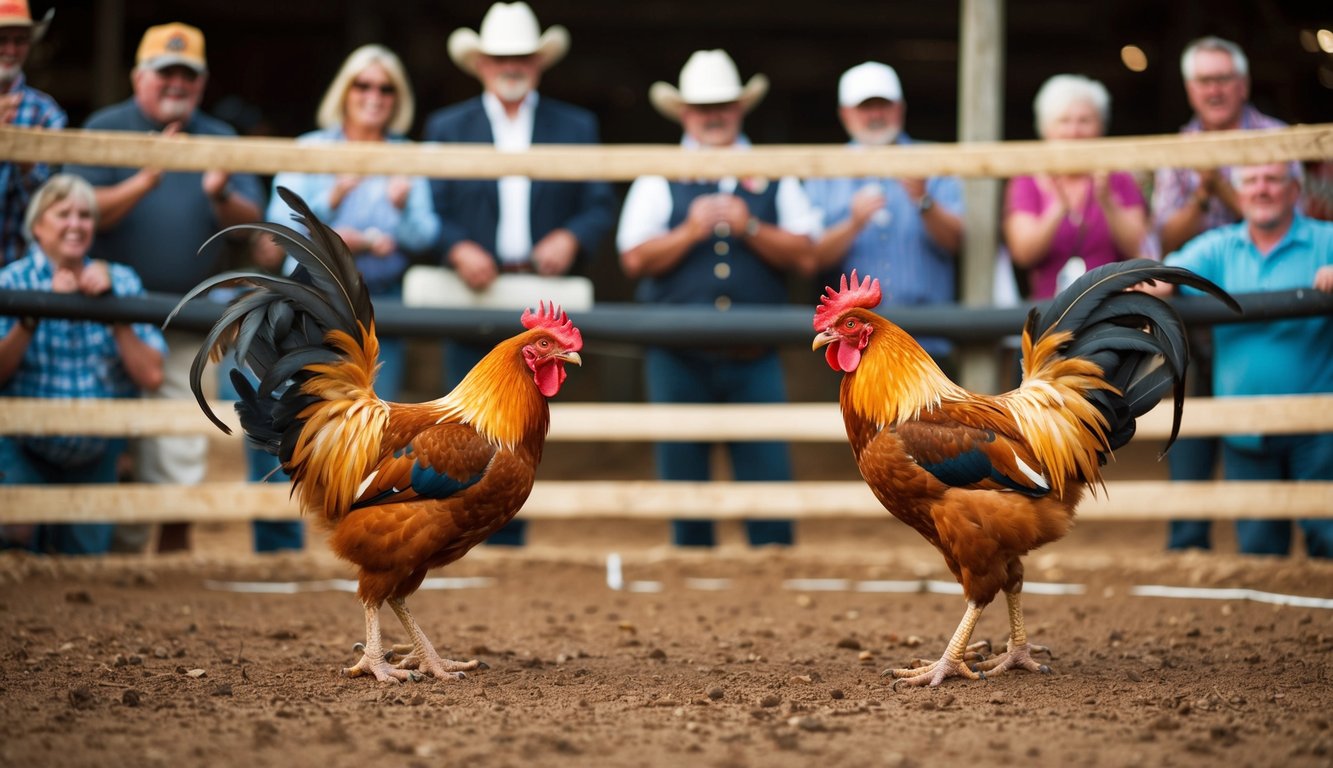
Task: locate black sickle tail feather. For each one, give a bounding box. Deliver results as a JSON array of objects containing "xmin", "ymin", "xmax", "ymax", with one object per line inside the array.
[
  {"xmin": 165, "ymin": 187, "xmax": 374, "ymax": 463},
  {"xmin": 1026, "ymin": 259, "xmax": 1241, "ymax": 455}
]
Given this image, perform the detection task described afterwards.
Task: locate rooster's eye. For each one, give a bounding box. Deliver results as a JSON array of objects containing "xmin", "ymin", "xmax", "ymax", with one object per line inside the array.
[
  {"xmin": 845, "ymin": 319, "xmax": 856, "ymax": 330},
  {"xmin": 538, "ymin": 339, "xmax": 550, "ymax": 348}
]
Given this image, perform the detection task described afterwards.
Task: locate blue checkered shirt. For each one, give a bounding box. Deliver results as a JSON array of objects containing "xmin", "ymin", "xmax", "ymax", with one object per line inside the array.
[
  {"xmin": 1, "ymin": 74, "xmax": 68, "ymax": 266},
  {"xmin": 0, "ymin": 247, "xmax": 167, "ymax": 465}
]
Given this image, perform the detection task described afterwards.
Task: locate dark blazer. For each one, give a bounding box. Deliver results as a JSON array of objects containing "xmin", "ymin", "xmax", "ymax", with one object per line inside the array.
[{"xmin": 422, "ymin": 94, "xmax": 617, "ymax": 267}]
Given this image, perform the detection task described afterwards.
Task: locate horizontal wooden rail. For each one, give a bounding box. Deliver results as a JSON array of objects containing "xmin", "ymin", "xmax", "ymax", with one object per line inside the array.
[
  {"xmin": 2, "ymin": 395, "xmax": 1331, "ymax": 441},
  {"xmin": 1, "ymin": 124, "xmax": 1329, "ymax": 180},
  {"xmin": 1, "ymin": 481, "xmax": 1328, "ymax": 524}
]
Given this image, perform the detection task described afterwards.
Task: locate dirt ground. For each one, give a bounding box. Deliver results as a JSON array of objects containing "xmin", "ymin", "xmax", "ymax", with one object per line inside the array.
[{"xmin": 2, "ymin": 514, "xmax": 1331, "ymax": 768}]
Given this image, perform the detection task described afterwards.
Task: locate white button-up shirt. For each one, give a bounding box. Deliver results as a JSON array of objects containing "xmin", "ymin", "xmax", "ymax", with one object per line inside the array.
[{"xmin": 483, "ymin": 91, "xmax": 537, "ymax": 264}]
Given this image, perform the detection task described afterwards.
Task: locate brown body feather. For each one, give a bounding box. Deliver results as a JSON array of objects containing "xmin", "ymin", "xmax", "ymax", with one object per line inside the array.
[{"xmin": 838, "ymin": 315, "xmax": 1100, "ymax": 608}]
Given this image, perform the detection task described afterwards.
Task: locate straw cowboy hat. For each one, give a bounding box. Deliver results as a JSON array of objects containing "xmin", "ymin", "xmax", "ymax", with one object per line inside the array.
[
  {"xmin": 0, "ymin": 0, "xmax": 54, "ymax": 42},
  {"xmin": 448, "ymin": 2, "xmax": 569, "ymax": 77},
  {"xmin": 649, "ymin": 49, "xmax": 769, "ymax": 123}
]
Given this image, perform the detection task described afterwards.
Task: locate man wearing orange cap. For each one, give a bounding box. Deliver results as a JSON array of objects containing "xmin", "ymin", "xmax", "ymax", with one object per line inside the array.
[
  {"xmin": 66, "ymin": 22, "xmax": 264, "ymax": 554},
  {"xmin": 0, "ymin": 0, "xmax": 64, "ymax": 266}
]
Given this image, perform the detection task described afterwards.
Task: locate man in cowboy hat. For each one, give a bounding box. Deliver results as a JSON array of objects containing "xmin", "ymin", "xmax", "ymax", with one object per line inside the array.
[
  {"xmin": 0, "ymin": 0, "xmax": 65, "ymax": 266},
  {"xmin": 424, "ymin": 1, "xmax": 616, "ymax": 546},
  {"xmin": 66, "ymin": 22, "xmax": 264, "ymax": 555},
  {"xmin": 616, "ymin": 49, "xmax": 820, "ymax": 549}
]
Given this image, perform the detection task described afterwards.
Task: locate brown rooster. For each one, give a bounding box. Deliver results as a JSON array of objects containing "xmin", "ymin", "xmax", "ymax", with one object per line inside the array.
[
  {"xmin": 168, "ymin": 188, "xmax": 583, "ymax": 683},
  {"xmin": 812, "ymin": 261, "xmax": 1238, "ymax": 686}
]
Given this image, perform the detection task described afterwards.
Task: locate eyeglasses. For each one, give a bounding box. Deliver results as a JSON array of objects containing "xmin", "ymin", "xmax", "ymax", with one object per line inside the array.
[
  {"xmin": 351, "ymin": 80, "xmax": 396, "ymax": 96},
  {"xmin": 0, "ymin": 31, "xmax": 32, "ymax": 48},
  {"xmin": 1190, "ymin": 73, "xmax": 1240, "ymax": 87}
]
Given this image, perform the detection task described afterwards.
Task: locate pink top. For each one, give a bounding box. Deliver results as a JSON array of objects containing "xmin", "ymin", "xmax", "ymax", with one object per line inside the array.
[{"xmin": 1006, "ymin": 172, "xmax": 1146, "ymax": 299}]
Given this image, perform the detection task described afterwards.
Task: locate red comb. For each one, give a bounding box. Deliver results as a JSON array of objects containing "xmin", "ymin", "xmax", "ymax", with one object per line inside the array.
[
  {"xmin": 813, "ymin": 270, "xmax": 882, "ymax": 330},
  {"xmin": 521, "ymin": 302, "xmax": 583, "ymax": 351}
]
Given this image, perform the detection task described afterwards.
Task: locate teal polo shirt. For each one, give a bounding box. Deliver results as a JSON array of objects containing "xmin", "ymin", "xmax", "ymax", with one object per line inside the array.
[{"xmin": 1165, "ymin": 214, "xmax": 1333, "ymax": 399}]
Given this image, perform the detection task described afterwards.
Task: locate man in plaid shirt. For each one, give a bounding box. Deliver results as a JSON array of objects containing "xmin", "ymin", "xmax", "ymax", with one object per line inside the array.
[{"xmin": 0, "ymin": 1, "xmax": 66, "ymax": 266}]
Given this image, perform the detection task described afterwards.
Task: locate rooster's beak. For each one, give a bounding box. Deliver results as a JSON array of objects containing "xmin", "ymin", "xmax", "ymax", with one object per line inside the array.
[
  {"xmin": 557, "ymin": 351, "xmax": 583, "ymax": 366},
  {"xmin": 812, "ymin": 331, "xmax": 837, "ymax": 351}
]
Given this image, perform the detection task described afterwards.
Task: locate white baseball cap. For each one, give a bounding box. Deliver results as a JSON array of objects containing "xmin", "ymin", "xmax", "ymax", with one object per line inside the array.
[{"xmin": 838, "ymin": 62, "xmax": 902, "ymax": 107}]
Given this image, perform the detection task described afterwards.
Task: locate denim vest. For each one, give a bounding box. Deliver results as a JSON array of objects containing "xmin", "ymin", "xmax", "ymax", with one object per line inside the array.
[{"xmin": 635, "ymin": 180, "xmax": 785, "ymax": 308}]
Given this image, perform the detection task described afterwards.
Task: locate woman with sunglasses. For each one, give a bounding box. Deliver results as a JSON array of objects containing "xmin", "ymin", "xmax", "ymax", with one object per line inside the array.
[{"xmin": 264, "ymin": 44, "xmax": 440, "ymax": 402}]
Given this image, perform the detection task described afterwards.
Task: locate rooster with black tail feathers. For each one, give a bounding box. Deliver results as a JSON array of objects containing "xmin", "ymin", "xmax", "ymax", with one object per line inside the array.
[
  {"xmin": 812, "ymin": 260, "xmax": 1239, "ymax": 686},
  {"xmin": 169, "ymin": 188, "xmax": 583, "ymax": 683}
]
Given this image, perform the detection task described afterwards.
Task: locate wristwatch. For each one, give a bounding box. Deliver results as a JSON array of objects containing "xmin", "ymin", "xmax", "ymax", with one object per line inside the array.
[
  {"xmin": 744, "ymin": 217, "xmax": 761, "ymax": 237},
  {"xmin": 917, "ymin": 195, "xmax": 935, "ymax": 214}
]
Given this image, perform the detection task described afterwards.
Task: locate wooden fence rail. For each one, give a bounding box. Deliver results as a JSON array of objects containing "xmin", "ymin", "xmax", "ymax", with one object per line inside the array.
[
  {"xmin": 1, "ymin": 396, "xmax": 1330, "ymax": 524},
  {"xmin": 2, "ymin": 123, "xmax": 1329, "ymax": 180}
]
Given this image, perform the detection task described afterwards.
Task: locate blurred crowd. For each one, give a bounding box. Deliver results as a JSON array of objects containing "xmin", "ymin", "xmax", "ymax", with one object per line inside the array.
[{"xmin": 1, "ymin": 2, "xmax": 1330, "ymax": 557}]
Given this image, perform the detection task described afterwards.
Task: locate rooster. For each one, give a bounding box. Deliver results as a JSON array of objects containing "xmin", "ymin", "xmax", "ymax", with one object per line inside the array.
[
  {"xmin": 168, "ymin": 188, "xmax": 583, "ymax": 683},
  {"xmin": 812, "ymin": 261, "xmax": 1238, "ymax": 687}
]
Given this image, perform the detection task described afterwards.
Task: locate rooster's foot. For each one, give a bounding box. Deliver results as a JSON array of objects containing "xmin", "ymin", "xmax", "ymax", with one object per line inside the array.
[
  {"xmin": 884, "ymin": 653, "xmax": 983, "ymax": 688},
  {"xmin": 971, "ymin": 641, "xmax": 1052, "ymax": 677},
  {"xmin": 343, "ymin": 651, "xmax": 422, "ymax": 683},
  {"xmin": 388, "ymin": 642, "xmax": 485, "ymax": 681}
]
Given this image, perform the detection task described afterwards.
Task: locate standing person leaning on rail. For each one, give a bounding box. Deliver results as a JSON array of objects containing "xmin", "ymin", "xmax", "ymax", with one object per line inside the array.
[
  {"xmin": 1152, "ymin": 37, "xmax": 1291, "ymax": 553},
  {"xmin": 804, "ymin": 62, "xmax": 964, "ymax": 371},
  {"xmin": 1141, "ymin": 163, "xmax": 1333, "ymax": 558},
  {"xmin": 617, "ymin": 49, "xmax": 820, "ymax": 549},
  {"xmin": 1002, "ymin": 74, "xmax": 1149, "ymax": 301},
  {"xmin": 0, "ymin": 0, "xmax": 65, "ymax": 267},
  {"xmin": 65, "ymin": 22, "xmax": 263, "ymax": 554},
  {"xmin": 0, "ymin": 175, "xmax": 165, "ymax": 555},
  {"xmin": 422, "ymin": 1, "xmax": 615, "ymax": 547}
]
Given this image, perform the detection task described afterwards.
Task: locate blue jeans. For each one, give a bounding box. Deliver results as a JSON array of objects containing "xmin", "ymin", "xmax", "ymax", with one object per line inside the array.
[
  {"xmin": 1165, "ymin": 436, "xmax": 1220, "ymax": 550},
  {"xmin": 645, "ymin": 347, "xmax": 793, "ymax": 547},
  {"xmin": 0, "ymin": 435, "xmax": 120, "ymax": 555},
  {"xmin": 218, "ymin": 355, "xmax": 304, "ymax": 553},
  {"xmin": 1223, "ymin": 433, "xmax": 1333, "ymax": 558}
]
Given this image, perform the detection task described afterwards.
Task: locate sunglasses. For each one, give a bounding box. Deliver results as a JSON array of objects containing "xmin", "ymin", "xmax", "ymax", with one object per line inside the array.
[{"xmin": 350, "ymin": 80, "xmax": 396, "ymax": 96}]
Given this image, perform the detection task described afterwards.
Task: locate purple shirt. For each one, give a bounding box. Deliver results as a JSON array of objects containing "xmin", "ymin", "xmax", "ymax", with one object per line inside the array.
[
  {"xmin": 1006, "ymin": 171, "xmax": 1146, "ymax": 299},
  {"xmin": 1152, "ymin": 105, "xmax": 1288, "ymax": 235}
]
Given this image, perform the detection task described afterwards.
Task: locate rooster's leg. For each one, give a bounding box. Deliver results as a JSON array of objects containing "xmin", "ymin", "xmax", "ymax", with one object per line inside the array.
[
  {"xmin": 884, "ymin": 601, "xmax": 986, "ymax": 687},
  {"xmin": 971, "ymin": 589, "xmax": 1052, "ymax": 677},
  {"xmin": 386, "ymin": 597, "xmax": 483, "ymax": 680},
  {"xmin": 343, "ymin": 602, "xmax": 419, "ymax": 683}
]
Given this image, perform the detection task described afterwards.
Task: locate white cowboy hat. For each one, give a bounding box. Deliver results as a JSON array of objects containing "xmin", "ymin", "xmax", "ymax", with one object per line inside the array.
[
  {"xmin": 649, "ymin": 49, "xmax": 769, "ymax": 123},
  {"xmin": 447, "ymin": 2, "xmax": 569, "ymax": 77}
]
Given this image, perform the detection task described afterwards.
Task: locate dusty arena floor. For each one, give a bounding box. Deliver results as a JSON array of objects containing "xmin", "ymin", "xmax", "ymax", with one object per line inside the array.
[{"xmin": 1, "ymin": 518, "xmax": 1331, "ymax": 768}]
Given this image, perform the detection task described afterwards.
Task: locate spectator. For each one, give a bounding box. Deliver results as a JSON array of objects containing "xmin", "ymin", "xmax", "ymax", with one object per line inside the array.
[
  {"xmin": 1146, "ymin": 163, "xmax": 1333, "ymax": 558},
  {"xmin": 805, "ymin": 62, "xmax": 963, "ymax": 367},
  {"xmin": 0, "ymin": 175, "xmax": 165, "ymax": 555},
  {"xmin": 1003, "ymin": 74, "xmax": 1148, "ymax": 300},
  {"xmin": 65, "ymin": 22, "xmax": 264, "ymax": 554},
  {"xmin": 617, "ymin": 49, "xmax": 819, "ymax": 548},
  {"xmin": 0, "ymin": 1, "xmax": 65, "ymax": 266},
  {"xmin": 1152, "ymin": 37, "xmax": 1289, "ymax": 552},
  {"xmin": 267, "ymin": 43, "xmax": 440, "ymax": 402},
  {"xmin": 424, "ymin": 1, "xmax": 616, "ymax": 546}
]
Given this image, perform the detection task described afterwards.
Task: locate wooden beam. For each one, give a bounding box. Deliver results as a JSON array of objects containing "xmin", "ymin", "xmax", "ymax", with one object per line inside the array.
[
  {"xmin": 1, "ymin": 480, "xmax": 1328, "ymax": 524},
  {"xmin": 1, "ymin": 124, "xmax": 1329, "ymax": 180},
  {"xmin": 3, "ymin": 395, "xmax": 1331, "ymax": 441}
]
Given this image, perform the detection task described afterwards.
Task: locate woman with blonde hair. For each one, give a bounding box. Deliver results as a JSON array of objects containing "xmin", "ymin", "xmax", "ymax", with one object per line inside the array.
[{"xmin": 264, "ymin": 43, "xmax": 440, "ymax": 400}]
